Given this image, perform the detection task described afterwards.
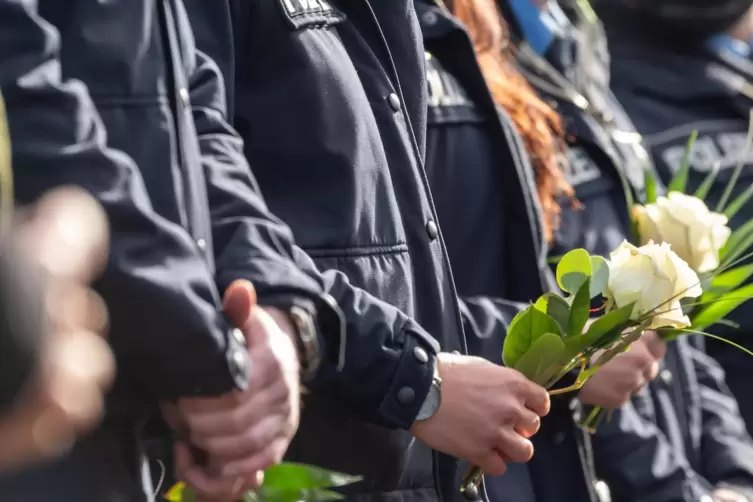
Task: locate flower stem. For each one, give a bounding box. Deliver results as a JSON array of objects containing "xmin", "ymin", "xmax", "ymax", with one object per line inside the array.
[{"xmin": 460, "ymin": 465, "xmax": 484, "ymax": 495}]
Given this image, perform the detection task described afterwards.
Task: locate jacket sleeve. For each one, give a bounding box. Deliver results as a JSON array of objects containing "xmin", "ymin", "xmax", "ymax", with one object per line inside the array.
[
  {"xmin": 691, "ymin": 346, "xmax": 753, "ymax": 500},
  {"xmin": 592, "ymin": 394, "xmax": 714, "ymax": 502},
  {"xmin": 181, "ymin": 0, "xmax": 441, "ymax": 431},
  {"xmin": 0, "ymin": 0, "xmax": 248, "ymax": 401},
  {"xmin": 189, "ymin": 49, "xmax": 332, "ymax": 321}
]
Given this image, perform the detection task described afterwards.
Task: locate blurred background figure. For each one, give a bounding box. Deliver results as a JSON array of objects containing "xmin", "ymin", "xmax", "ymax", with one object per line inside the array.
[
  {"xmin": 0, "ymin": 187, "xmax": 114, "ymax": 472},
  {"xmin": 594, "ymin": 0, "xmax": 753, "ymax": 439},
  {"xmin": 415, "ymin": 1, "xmax": 666, "ymax": 502}
]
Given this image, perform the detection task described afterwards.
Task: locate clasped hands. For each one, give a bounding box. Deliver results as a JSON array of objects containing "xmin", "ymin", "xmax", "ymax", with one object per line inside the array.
[{"xmin": 162, "ymin": 280, "xmax": 301, "ymax": 502}]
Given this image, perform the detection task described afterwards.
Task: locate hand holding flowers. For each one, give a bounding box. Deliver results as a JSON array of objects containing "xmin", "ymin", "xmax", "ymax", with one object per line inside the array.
[{"xmin": 462, "ymin": 241, "xmax": 702, "ymax": 494}]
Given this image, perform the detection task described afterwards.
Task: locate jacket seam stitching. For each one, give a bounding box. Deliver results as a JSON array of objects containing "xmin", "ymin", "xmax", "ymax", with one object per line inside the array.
[{"xmin": 304, "ymin": 243, "xmax": 408, "ymax": 259}]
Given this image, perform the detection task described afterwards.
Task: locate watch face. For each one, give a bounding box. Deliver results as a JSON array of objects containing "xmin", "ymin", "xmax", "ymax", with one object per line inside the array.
[{"xmin": 417, "ymin": 381, "xmax": 442, "ymax": 421}]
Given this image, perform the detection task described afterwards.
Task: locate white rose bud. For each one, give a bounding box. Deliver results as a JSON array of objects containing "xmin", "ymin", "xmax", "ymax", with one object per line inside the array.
[
  {"xmin": 605, "ymin": 240, "xmax": 703, "ymax": 330},
  {"xmin": 634, "ymin": 192, "xmax": 731, "ymax": 274}
]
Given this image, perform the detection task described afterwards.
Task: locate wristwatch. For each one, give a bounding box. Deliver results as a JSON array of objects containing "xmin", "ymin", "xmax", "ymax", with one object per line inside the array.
[
  {"xmin": 416, "ymin": 364, "xmax": 442, "ymax": 421},
  {"xmin": 287, "ymin": 305, "xmax": 321, "ymax": 382}
]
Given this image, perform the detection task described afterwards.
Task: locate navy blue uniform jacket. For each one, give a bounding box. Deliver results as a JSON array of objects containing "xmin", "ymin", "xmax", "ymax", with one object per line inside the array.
[
  {"xmin": 184, "ymin": 1, "xmax": 496, "ymax": 501},
  {"xmin": 0, "ymin": 0, "xmax": 347, "ymax": 499}
]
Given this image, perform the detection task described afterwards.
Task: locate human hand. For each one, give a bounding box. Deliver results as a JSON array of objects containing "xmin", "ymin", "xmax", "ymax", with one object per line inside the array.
[
  {"xmin": 164, "ymin": 280, "xmax": 300, "ymax": 501},
  {"xmin": 0, "ymin": 187, "xmax": 113, "ymax": 471},
  {"xmin": 579, "ymin": 330, "xmax": 666, "ymax": 408},
  {"xmin": 410, "ymin": 353, "xmax": 550, "ymax": 476}
]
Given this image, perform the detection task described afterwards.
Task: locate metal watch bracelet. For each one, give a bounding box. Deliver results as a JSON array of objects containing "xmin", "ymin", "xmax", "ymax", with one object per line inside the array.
[{"xmin": 288, "ymin": 305, "xmax": 321, "ymax": 382}]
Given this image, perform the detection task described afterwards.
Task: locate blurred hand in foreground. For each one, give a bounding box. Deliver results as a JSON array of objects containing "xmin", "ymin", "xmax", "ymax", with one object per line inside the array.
[{"xmin": 0, "ymin": 187, "xmax": 113, "ymax": 472}]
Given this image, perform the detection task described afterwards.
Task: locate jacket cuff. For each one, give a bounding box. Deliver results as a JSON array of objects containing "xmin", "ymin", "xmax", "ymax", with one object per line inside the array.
[
  {"xmin": 156, "ymin": 324, "xmax": 250, "ymax": 399},
  {"xmin": 377, "ymin": 330, "xmax": 439, "ymax": 430}
]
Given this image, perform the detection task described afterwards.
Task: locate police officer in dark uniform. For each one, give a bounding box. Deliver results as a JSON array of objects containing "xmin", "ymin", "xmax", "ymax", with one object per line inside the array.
[
  {"xmin": 491, "ymin": 1, "xmax": 694, "ymax": 501},
  {"xmin": 414, "ymin": 1, "xmax": 664, "ymax": 502},
  {"xmin": 595, "ymin": 0, "xmax": 753, "ymax": 437},
  {"xmin": 588, "ymin": 1, "xmax": 753, "ymax": 500},
  {"xmin": 181, "ymin": 2, "xmax": 552, "ymax": 502},
  {"xmin": 0, "ymin": 0, "xmax": 345, "ymax": 500},
  {"xmin": 417, "ymin": 1, "xmax": 596, "ymax": 499}
]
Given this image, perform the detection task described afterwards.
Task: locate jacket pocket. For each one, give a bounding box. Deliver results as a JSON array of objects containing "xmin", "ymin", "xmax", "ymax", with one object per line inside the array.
[{"xmin": 307, "ymin": 244, "xmax": 416, "ymax": 319}]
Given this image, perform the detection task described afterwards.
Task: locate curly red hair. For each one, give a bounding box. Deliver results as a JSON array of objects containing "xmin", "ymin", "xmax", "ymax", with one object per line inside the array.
[{"xmin": 451, "ymin": 0, "xmax": 573, "ymax": 241}]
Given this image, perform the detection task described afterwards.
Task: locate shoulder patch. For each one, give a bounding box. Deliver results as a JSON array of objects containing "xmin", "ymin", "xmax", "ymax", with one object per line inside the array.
[
  {"xmin": 425, "ymin": 52, "xmax": 473, "ymax": 109},
  {"xmin": 277, "ymin": 0, "xmax": 345, "ymax": 29}
]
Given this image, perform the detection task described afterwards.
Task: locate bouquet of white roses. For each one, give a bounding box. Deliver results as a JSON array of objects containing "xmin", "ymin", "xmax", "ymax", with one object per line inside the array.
[
  {"xmin": 576, "ymin": 129, "xmax": 753, "ymax": 431},
  {"xmin": 462, "ymin": 242, "xmax": 703, "ymax": 494},
  {"xmin": 632, "ymin": 129, "xmax": 753, "ymax": 340}
]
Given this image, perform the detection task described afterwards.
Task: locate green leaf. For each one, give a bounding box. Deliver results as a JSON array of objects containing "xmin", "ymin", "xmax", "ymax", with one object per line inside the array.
[
  {"xmin": 668, "ymin": 130, "xmax": 697, "ymax": 193},
  {"xmin": 694, "ymin": 162, "xmax": 720, "ymax": 201},
  {"xmin": 691, "ymin": 283, "xmax": 753, "ymax": 331},
  {"xmin": 671, "ymin": 328, "xmax": 753, "ymax": 358},
  {"xmin": 564, "ymin": 302, "xmax": 635, "ymax": 355},
  {"xmin": 568, "ymin": 279, "xmax": 591, "ymax": 337},
  {"xmin": 512, "ymin": 333, "xmax": 567, "ymax": 386},
  {"xmin": 556, "ymin": 248, "xmax": 592, "ymax": 294},
  {"xmin": 502, "ymin": 307, "xmax": 563, "ymax": 368},
  {"xmin": 723, "ymin": 183, "xmax": 753, "ymax": 221},
  {"xmin": 257, "ymin": 488, "xmax": 345, "ymax": 502},
  {"xmin": 263, "ymin": 464, "xmax": 361, "ymax": 492},
  {"xmin": 718, "ymin": 110, "xmax": 753, "ymax": 213},
  {"xmin": 702, "ymin": 263, "xmax": 753, "ymax": 301},
  {"xmin": 589, "ymin": 256, "xmax": 609, "ymax": 299},
  {"xmin": 534, "ymin": 293, "xmax": 570, "ymax": 335},
  {"xmin": 171, "ymin": 464, "xmax": 361, "ymax": 502},
  {"xmin": 720, "ymin": 217, "xmax": 753, "ymax": 267},
  {"xmin": 644, "ymin": 166, "xmax": 658, "ymax": 204}
]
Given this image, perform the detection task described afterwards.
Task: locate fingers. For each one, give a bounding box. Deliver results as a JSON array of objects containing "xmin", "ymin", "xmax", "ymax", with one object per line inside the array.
[
  {"xmin": 516, "ymin": 378, "xmax": 550, "ymax": 417},
  {"xmin": 49, "ymin": 282, "xmax": 109, "ymax": 337},
  {"xmin": 626, "ymin": 340, "xmax": 661, "ymax": 383},
  {"xmin": 188, "ymin": 392, "xmax": 288, "ymax": 453},
  {"xmin": 0, "ymin": 329, "xmax": 114, "ymax": 471},
  {"xmin": 223, "ymin": 280, "xmax": 257, "ymax": 329},
  {"xmin": 641, "ymin": 330, "xmax": 666, "ymax": 360},
  {"xmin": 194, "ymin": 414, "xmax": 280, "ymax": 464},
  {"xmin": 645, "ymin": 359, "xmax": 660, "ymax": 381},
  {"xmin": 20, "ymin": 187, "xmax": 109, "ymax": 283},
  {"xmin": 175, "ymin": 441, "xmax": 246, "ymax": 502},
  {"xmin": 219, "ymin": 437, "xmax": 287, "ymax": 479},
  {"xmin": 513, "ymin": 409, "xmax": 541, "ymax": 439},
  {"xmin": 185, "ymin": 372, "xmax": 288, "ymax": 439},
  {"xmin": 478, "ymin": 451, "xmax": 507, "ymax": 477},
  {"xmin": 51, "ymin": 329, "xmax": 116, "ymax": 399},
  {"xmin": 495, "ymin": 428, "xmax": 534, "ymax": 464}
]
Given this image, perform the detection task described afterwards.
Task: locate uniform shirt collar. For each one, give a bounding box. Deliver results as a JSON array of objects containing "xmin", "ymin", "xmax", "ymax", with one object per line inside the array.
[{"xmin": 507, "ymin": 0, "xmax": 572, "ymax": 55}]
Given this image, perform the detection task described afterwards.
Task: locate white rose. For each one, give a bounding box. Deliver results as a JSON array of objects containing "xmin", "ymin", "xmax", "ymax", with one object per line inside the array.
[
  {"xmin": 604, "ymin": 240, "xmax": 703, "ymax": 330},
  {"xmin": 634, "ymin": 192, "xmax": 731, "ymax": 274}
]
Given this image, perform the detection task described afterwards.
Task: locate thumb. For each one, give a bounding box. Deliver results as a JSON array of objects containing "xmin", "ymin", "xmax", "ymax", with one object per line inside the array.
[{"xmin": 223, "ymin": 280, "xmax": 257, "ymax": 328}]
